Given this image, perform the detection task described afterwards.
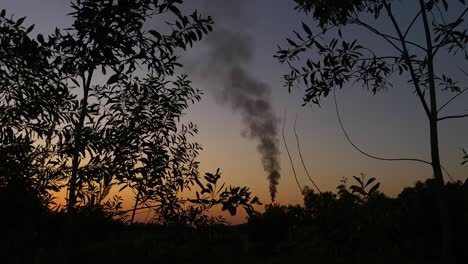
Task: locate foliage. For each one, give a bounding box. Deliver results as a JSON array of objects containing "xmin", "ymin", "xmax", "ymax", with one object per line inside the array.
[
  {"xmin": 337, "ymin": 173, "xmax": 381, "ymax": 202},
  {"xmin": 0, "ymin": 10, "xmax": 72, "ymax": 205},
  {"xmin": 43, "ymin": 0, "xmax": 216, "ymax": 210},
  {"xmin": 293, "ymin": 0, "xmax": 378, "ymax": 27},
  {"xmin": 125, "ymin": 168, "xmax": 261, "ymax": 226},
  {"xmin": 0, "ymin": 0, "xmax": 261, "ymax": 234},
  {"xmin": 182, "ymin": 169, "xmax": 261, "ymax": 226},
  {"xmin": 0, "ymin": 10, "xmax": 72, "ymax": 136},
  {"xmin": 1, "ymin": 171, "xmax": 467, "ymax": 263},
  {"xmin": 462, "ymin": 148, "xmax": 468, "ymax": 165},
  {"xmin": 246, "ymin": 177, "xmax": 468, "ymax": 263},
  {"xmin": 0, "ymin": 133, "xmax": 64, "ymax": 207},
  {"xmin": 277, "ymin": 0, "xmax": 468, "ymax": 106}
]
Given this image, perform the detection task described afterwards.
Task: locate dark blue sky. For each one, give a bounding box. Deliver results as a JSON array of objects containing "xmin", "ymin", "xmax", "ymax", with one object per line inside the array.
[{"xmin": 2, "ymin": 1, "xmax": 467, "ymax": 214}]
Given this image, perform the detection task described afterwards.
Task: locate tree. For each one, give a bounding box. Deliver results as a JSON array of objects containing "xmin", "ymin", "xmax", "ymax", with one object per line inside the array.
[
  {"xmin": 50, "ymin": 0, "xmax": 261, "ymax": 224},
  {"xmin": 1, "ymin": 0, "xmax": 261, "ymax": 231},
  {"xmin": 43, "ymin": 0, "xmax": 214, "ymax": 212},
  {"xmin": 276, "ymin": 0, "xmax": 468, "ymax": 262},
  {"xmin": 0, "ymin": 10, "xmax": 73, "ymax": 204}
]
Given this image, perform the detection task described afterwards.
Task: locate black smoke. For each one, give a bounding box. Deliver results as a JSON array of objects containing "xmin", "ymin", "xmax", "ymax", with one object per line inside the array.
[{"xmin": 202, "ymin": 26, "xmax": 281, "ymax": 202}]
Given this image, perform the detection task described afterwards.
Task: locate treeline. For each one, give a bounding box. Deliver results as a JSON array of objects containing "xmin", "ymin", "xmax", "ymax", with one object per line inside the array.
[
  {"xmin": 249, "ymin": 176, "xmax": 468, "ymax": 263},
  {"xmin": 2, "ymin": 174, "xmax": 467, "ymax": 263}
]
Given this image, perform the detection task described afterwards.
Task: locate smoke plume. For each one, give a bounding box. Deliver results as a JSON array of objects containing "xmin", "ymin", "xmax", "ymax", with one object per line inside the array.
[{"xmin": 201, "ymin": 26, "xmax": 281, "ymax": 201}]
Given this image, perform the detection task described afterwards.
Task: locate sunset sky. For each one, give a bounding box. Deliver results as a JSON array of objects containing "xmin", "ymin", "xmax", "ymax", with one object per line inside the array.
[{"xmin": 2, "ymin": 0, "xmax": 468, "ymax": 223}]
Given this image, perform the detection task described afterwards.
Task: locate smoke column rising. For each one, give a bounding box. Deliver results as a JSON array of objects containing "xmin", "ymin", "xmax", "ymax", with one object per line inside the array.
[{"xmin": 202, "ymin": 27, "xmax": 281, "ymax": 201}]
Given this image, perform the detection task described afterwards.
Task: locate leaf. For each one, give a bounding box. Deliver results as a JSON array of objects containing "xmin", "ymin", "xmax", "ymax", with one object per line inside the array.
[
  {"xmin": 314, "ymin": 41, "xmax": 326, "ymax": 51},
  {"xmin": 365, "ymin": 177, "xmax": 376, "ymax": 187},
  {"xmin": 26, "ymin": 24, "xmax": 35, "ymax": 33},
  {"xmin": 352, "ymin": 175, "xmax": 363, "ymax": 186},
  {"xmin": 226, "ymin": 205, "xmax": 237, "ymax": 216},
  {"xmin": 287, "ymin": 38, "xmax": 299, "ymax": 47},
  {"xmin": 70, "ymin": 78, "xmax": 80, "ymax": 87},
  {"xmin": 368, "ymin": 182, "xmax": 380, "ymax": 195},
  {"xmin": 169, "ymin": 5, "xmax": 182, "ymax": 19},
  {"xmin": 107, "ymin": 74, "xmax": 119, "ymax": 85},
  {"xmin": 206, "ymin": 183, "xmax": 213, "ymax": 193},
  {"xmin": 442, "ymin": 0, "xmax": 448, "ymax": 11},
  {"xmin": 148, "ymin": 30, "xmax": 161, "ymax": 39},
  {"xmin": 37, "ymin": 34, "xmax": 44, "ymax": 43},
  {"xmin": 302, "ymin": 22, "xmax": 312, "ymax": 35},
  {"xmin": 16, "ymin": 17, "xmax": 26, "ymax": 26}
]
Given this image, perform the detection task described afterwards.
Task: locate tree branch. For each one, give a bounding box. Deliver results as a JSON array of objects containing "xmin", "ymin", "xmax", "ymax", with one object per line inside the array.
[
  {"xmin": 384, "ymin": 1, "xmax": 432, "ymax": 119},
  {"xmin": 438, "ymin": 87, "xmax": 468, "ymax": 113},
  {"xmin": 439, "ymin": 66, "xmax": 468, "ymax": 113},
  {"xmin": 333, "ymin": 88, "xmax": 432, "ymax": 166},
  {"xmin": 404, "ymin": 9, "xmax": 423, "ymax": 38},
  {"xmin": 419, "ymin": 0, "xmax": 438, "ymax": 117},
  {"xmin": 282, "ymin": 111, "xmax": 303, "ymax": 194},
  {"xmin": 350, "ymin": 18, "xmax": 404, "ymax": 53},
  {"xmin": 355, "ymin": 56, "xmax": 423, "ymax": 63},
  {"xmin": 352, "ymin": 17, "xmax": 427, "ymax": 52},
  {"xmin": 437, "ymin": 113, "xmax": 468, "ymax": 122},
  {"xmin": 432, "ymin": 6, "xmax": 468, "ymax": 56},
  {"xmin": 293, "ymin": 116, "xmax": 322, "ymax": 194},
  {"xmin": 334, "ymin": 85, "xmax": 455, "ymax": 181}
]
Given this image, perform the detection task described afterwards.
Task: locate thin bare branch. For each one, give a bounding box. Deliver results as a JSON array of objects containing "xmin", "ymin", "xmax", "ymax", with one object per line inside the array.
[
  {"xmin": 404, "ymin": 9, "xmax": 423, "ymax": 38},
  {"xmin": 333, "ymin": 88, "xmax": 432, "ymax": 166},
  {"xmin": 350, "ymin": 18, "xmax": 404, "ymax": 53},
  {"xmin": 355, "ymin": 56, "xmax": 423, "ymax": 63},
  {"xmin": 293, "ymin": 115, "xmax": 322, "ymax": 194},
  {"xmin": 282, "ymin": 111, "xmax": 303, "ymax": 194},
  {"xmin": 458, "ymin": 65, "xmax": 468, "ymax": 78},
  {"xmin": 438, "ymin": 88, "xmax": 468, "ymax": 113},
  {"xmin": 434, "ymin": 3, "xmax": 448, "ymax": 26},
  {"xmin": 121, "ymin": 204, "xmax": 159, "ymax": 214},
  {"xmin": 351, "ymin": 17, "xmax": 427, "ymax": 52},
  {"xmin": 437, "ymin": 113, "xmax": 468, "ymax": 122},
  {"xmin": 440, "ymin": 166, "xmax": 456, "ymax": 183},
  {"xmin": 334, "ymin": 87, "xmax": 456, "ymax": 181}
]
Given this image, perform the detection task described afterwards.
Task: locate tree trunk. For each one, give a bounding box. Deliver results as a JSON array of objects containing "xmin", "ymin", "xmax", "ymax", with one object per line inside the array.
[
  {"xmin": 67, "ymin": 70, "xmax": 94, "ymax": 212},
  {"xmin": 68, "ymin": 109, "xmax": 86, "ymax": 211},
  {"xmin": 65, "ymin": 70, "xmax": 94, "ymax": 263},
  {"xmin": 417, "ymin": 0, "xmax": 455, "ymax": 261},
  {"xmin": 130, "ymin": 190, "xmax": 140, "ymax": 224},
  {"xmin": 68, "ymin": 95, "xmax": 88, "ymax": 211},
  {"xmin": 429, "ymin": 119, "xmax": 455, "ymax": 263}
]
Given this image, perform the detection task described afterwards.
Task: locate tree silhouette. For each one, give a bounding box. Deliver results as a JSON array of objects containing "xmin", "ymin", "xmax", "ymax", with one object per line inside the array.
[
  {"xmin": 0, "ymin": 2, "xmax": 263, "ymax": 260},
  {"xmin": 44, "ymin": 0, "xmax": 214, "ymax": 212},
  {"xmin": 276, "ymin": 0, "xmax": 468, "ymax": 262},
  {"xmin": 0, "ymin": 10, "xmax": 72, "ymax": 205}
]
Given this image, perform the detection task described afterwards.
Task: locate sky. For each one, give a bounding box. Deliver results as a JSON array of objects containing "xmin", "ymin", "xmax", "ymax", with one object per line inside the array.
[{"xmin": 2, "ymin": 0, "xmax": 468, "ymax": 223}]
